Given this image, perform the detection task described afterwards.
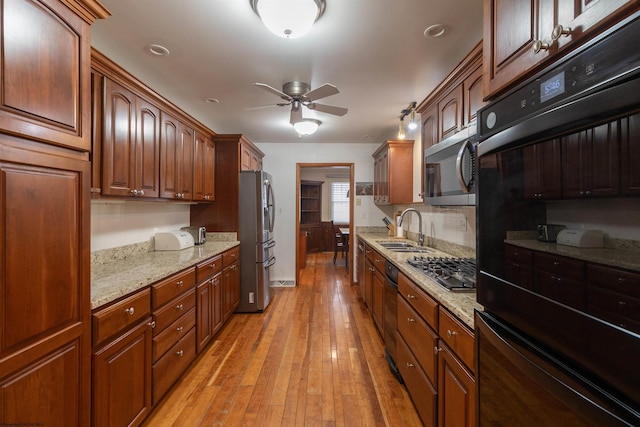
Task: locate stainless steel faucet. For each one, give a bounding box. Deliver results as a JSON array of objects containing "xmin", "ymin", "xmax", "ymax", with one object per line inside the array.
[{"xmin": 399, "ymin": 208, "xmax": 424, "ymax": 246}]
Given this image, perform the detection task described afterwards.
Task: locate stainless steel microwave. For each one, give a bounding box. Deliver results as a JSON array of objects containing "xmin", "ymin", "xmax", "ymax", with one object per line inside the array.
[{"xmin": 424, "ymin": 125, "xmax": 476, "ymax": 206}]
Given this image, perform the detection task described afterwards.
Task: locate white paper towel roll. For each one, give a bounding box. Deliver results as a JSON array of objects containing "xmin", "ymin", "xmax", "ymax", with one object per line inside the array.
[{"xmin": 396, "ymin": 224, "xmax": 404, "ymax": 238}]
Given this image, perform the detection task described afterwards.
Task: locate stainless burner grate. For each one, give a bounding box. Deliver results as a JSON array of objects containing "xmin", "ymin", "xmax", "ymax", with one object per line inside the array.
[{"xmin": 407, "ymin": 256, "xmax": 476, "ymax": 292}]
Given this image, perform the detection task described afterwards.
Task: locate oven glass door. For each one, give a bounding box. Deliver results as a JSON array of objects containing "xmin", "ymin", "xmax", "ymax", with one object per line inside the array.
[{"xmin": 476, "ymin": 312, "xmax": 640, "ymax": 426}]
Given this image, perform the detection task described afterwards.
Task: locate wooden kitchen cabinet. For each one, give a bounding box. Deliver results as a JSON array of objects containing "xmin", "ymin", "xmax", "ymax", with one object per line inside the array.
[
  {"xmin": 160, "ymin": 111, "xmax": 194, "ymax": 200},
  {"xmin": 196, "ymin": 255, "xmax": 223, "ymax": 352},
  {"xmin": 92, "ymin": 316, "xmax": 153, "ymax": 427},
  {"xmin": 504, "ymin": 244, "xmax": 534, "ymax": 291},
  {"xmin": 241, "ymin": 141, "xmax": 263, "ymax": 171},
  {"xmin": 373, "ymin": 139, "xmax": 414, "ymax": 205},
  {"xmin": 366, "ymin": 248, "xmax": 386, "ymax": 336},
  {"xmin": 523, "ymin": 138, "xmax": 562, "ymax": 200},
  {"xmin": 621, "ymin": 112, "xmax": 640, "ymax": 195},
  {"xmin": 587, "ymin": 264, "xmax": 640, "ymax": 334},
  {"xmin": 190, "ymin": 134, "xmax": 265, "ymax": 232},
  {"xmin": 222, "ymin": 247, "xmax": 241, "ymax": 321},
  {"xmin": 438, "ymin": 343, "xmax": 476, "ymax": 427},
  {"xmin": 300, "ymin": 180, "xmax": 323, "ymax": 253},
  {"xmin": 362, "ymin": 245, "xmax": 374, "ymax": 311},
  {"xmin": 193, "ymin": 131, "xmax": 216, "ymax": 201},
  {"xmin": 439, "ymin": 85, "xmax": 464, "ymax": 141},
  {"xmin": 562, "ymin": 120, "xmax": 620, "ymax": 199},
  {"xmin": 357, "ymin": 239, "xmax": 367, "ymax": 302},
  {"xmin": 483, "ymin": 0, "xmax": 637, "ymax": 99},
  {"xmin": 534, "ymin": 252, "xmax": 586, "ymax": 310},
  {"xmin": 101, "ymin": 77, "xmax": 161, "ymax": 198}
]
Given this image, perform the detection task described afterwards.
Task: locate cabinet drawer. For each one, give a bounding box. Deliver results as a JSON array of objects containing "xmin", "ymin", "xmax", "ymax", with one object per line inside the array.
[
  {"xmin": 587, "ymin": 264, "xmax": 640, "ymax": 297},
  {"xmin": 152, "ymin": 267, "xmax": 196, "ymax": 309},
  {"xmin": 534, "ymin": 252, "xmax": 584, "ymax": 281},
  {"xmin": 438, "ymin": 307, "xmax": 474, "ymax": 372},
  {"xmin": 152, "ymin": 327, "xmax": 196, "ymax": 404},
  {"xmin": 92, "ymin": 288, "xmax": 151, "ymax": 347},
  {"xmin": 222, "ymin": 246, "xmax": 240, "ymax": 267},
  {"xmin": 398, "ymin": 272, "xmax": 438, "ymax": 330},
  {"xmin": 504, "ymin": 244, "xmax": 533, "ymax": 267},
  {"xmin": 398, "ymin": 296, "xmax": 438, "ymax": 384},
  {"xmin": 152, "ymin": 307, "xmax": 196, "ymax": 362},
  {"xmin": 153, "ymin": 289, "xmax": 196, "ymax": 334},
  {"xmin": 371, "ymin": 250, "xmax": 386, "ymax": 273},
  {"xmin": 196, "ymin": 255, "xmax": 222, "ymax": 283},
  {"xmin": 397, "ymin": 335, "xmax": 437, "ymax": 427}
]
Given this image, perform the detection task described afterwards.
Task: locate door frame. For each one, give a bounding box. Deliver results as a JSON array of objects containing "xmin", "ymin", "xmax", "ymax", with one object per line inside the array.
[{"xmin": 296, "ymin": 163, "xmax": 354, "ymax": 285}]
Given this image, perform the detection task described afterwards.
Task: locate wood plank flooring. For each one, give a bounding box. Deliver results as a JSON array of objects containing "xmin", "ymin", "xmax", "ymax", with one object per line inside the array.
[{"xmin": 142, "ymin": 252, "xmax": 422, "ymax": 426}]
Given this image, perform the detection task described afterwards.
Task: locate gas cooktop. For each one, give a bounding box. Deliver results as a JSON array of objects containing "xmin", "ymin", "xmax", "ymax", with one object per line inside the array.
[{"xmin": 407, "ymin": 256, "xmax": 477, "ymax": 292}]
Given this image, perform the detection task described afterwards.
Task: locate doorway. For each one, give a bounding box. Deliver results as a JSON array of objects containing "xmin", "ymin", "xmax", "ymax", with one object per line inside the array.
[{"xmin": 296, "ymin": 163, "xmax": 354, "ymax": 286}]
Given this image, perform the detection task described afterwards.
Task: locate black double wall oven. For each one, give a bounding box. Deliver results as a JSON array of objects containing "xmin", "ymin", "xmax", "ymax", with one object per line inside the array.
[{"xmin": 475, "ymin": 11, "xmax": 640, "ymax": 426}]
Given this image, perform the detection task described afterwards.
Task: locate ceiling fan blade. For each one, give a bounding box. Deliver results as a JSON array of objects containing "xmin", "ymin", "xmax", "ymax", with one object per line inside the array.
[
  {"xmin": 254, "ymin": 83, "xmax": 291, "ymax": 100},
  {"xmin": 303, "ymin": 83, "xmax": 339, "ymax": 101},
  {"xmin": 308, "ymin": 103, "xmax": 348, "ymax": 116},
  {"xmin": 244, "ymin": 101, "xmax": 290, "ymax": 111},
  {"xmin": 290, "ymin": 105, "xmax": 303, "ymax": 125}
]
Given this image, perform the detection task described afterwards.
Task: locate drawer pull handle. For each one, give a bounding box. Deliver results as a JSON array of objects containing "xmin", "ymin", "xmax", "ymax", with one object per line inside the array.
[
  {"xmin": 617, "ymin": 277, "xmax": 626, "ymax": 283},
  {"xmin": 177, "ymin": 280, "xmax": 184, "ymax": 286},
  {"xmin": 148, "ymin": 320, "xmax": 156, "ymax": 329},
  {"xmin": 176, "ymin": 350, "xmax": 184, "ymax": 357},
  {"xmin": 124, "ymin": 307, "xmax": 135, "ymax": 315},
  {"xmin": 406, "ymin": 294, "xmax": 416, "ymax": 300},
  {"xmin": 406, "ymin": 362, "xmax": 415, "ymax": 368},
  {"xmin": 447, "ymin": 330, "xmax": 457, "ymax": 338},
  {"xmin": 176, "ymin": 304, "xmax": 184, "ymax": 310},
  {"xmin": 407, "ymin": 317, "xmax": 416, "ymax": 323},
  {"xmin": 176, "ymin": 326, "xmax": 183, "ymax": 332}
]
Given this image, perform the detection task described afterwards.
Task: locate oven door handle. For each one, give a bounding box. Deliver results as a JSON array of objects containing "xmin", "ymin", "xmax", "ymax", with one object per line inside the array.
[{"xmin": 456, "ymin": 139, "xmax": 474, "ymax": 193}]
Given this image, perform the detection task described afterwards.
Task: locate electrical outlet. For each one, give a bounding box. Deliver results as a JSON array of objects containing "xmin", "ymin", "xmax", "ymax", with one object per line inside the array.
[
  {"xmin": 249, "ymin": 292, "xmax": 254, "ymax": 304},
  {"xmin": 458, "ymin": 217, "xmax": 467, "ymax": 231}
]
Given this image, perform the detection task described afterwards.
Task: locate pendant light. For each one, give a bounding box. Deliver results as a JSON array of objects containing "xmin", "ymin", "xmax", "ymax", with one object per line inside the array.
[
  {"xmin": 250, "ymin": 0, "xmax": 326, "ymax": 39},
  {"xmin": 398, "ymin": 119, "xmax": 406, "ymax": 139}
]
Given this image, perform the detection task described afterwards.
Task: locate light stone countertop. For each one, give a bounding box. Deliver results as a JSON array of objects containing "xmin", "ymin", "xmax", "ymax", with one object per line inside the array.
[
  {"xmin": 91, "ymin": 238, "xmax": 239, "ymax": 310},
  {"xmin": 357, "ymin": 232, "xmax": 482, "ymax": 329}
]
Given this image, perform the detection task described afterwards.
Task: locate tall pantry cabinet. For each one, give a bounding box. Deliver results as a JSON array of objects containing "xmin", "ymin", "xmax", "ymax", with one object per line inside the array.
[{"xmin": 0, "ymin": 0, "xmax": 108, "ymax": 426}]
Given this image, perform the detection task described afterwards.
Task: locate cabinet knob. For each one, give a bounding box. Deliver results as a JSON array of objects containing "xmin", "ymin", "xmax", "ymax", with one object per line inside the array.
[
  {"xmin": 176, "ymin": 304, "xmax": 184, "ymax": 310},
  {"xmin": 406, "ymin": 362, "xmax": 415, "ymax": 368},
  {"xmin": 176, "ymin": 350, "xmax": 184, "ymax": 357},
  {"xmin": 124, "ymin": 307, "xmax": 135, "ymax": 315},
  {"xmin": 148, "ymin": 320, "xmax": 156, "ymax": 328},
  {"xmin": 177, "ymin": 280, "xmax": 184, "ymax": 286},
  {"xmin": 130, "ymin": 189, "xmax": 138, "ymax": 196},
  {"xmin": 617, "ymin": 277, "xmax": 626, "ymax": 283},
  {"xmin": 532, "ymin": 40, "xmax": 550, "ymax": 54},
  {"xmin": 618, "ymin": 301, "xmax": 627, "ymax": 308},
  {"xmin": 406, "ymin": 294, "xmax": 416, "ymax": 300},
  {"xmin": 551, "ymin": 24, "xmax": 572, "ymax": 40},
  {"xmin": 210, "ymin": 263, "xmax": 216, "ymax": 269},
  {"xmin": 176, "ymin": 326, "xmax": 183, "ymax": 332},
  {"xmin": 407, "ymin": 317, "xmax": 416, "ymax": 323},
  {"xmin": 139, "ymin": 189, "xmax": 145, "ymax": 196},
  {"xmin": 447, "ymin": 329, "xmax": 457, "ymax": 338},
  {"xmin": 435, "ymin": 346, "xmax": 443, "ymax": 354}
]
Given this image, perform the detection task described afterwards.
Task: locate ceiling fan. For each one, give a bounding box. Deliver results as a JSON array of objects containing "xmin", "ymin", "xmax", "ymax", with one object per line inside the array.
[{"xmin": 250, "ymin": 81, "xmax": 348, "ymax": 124}]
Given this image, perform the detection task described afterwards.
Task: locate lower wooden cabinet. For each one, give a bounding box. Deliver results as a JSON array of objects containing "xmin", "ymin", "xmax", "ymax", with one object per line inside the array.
[
  {"xmin": 438, "ymin": 343, "xmax": 476, "ymax": 427},
  {"xmin": 397, "ymin": 335, "xmax": 437, "ymax": 426},
  {"xmin": 92, "ymin": 317, "xmax": 153, "ymax": 427},
  {"xmin": 152, "ymin": 328, "xmax": 197, "ymax": 404}
]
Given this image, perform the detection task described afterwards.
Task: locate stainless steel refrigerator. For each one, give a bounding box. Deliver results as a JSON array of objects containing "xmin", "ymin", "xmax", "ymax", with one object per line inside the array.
[{"xmin": 237, "ymin": 170, "xmax": 276, "ymax": 312}]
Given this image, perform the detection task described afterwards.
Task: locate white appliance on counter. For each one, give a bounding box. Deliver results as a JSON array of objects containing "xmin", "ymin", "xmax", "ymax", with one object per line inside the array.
[
  {"xmin": 237, "ymin": 170, "xmax": 276, "ymax": 312},
  {"xmin": 154, "ymin": 230, "xmax": 195, "ymax": 251}
]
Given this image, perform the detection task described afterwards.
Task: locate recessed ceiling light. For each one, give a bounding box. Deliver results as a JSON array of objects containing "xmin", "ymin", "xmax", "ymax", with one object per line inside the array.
[
  {"xmin": 363, "ymin": 134, "xmax": 372, "ymax": 139},
  {"xmin": 148, "ymin": 44, "xmax": 170, "ymax": 56},
  {"xmin": 205, "ymin": 98, "xmax": 220, "ymax": 104},
  {"xmin": 424, "ymin": 24, "xmax": 446, "ymax": 38}
]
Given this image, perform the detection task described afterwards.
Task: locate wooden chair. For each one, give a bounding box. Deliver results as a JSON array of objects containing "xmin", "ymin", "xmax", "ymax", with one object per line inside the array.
[{"xmin": 332, "ymin": 221, "xmax": 347, "ymax": 265}]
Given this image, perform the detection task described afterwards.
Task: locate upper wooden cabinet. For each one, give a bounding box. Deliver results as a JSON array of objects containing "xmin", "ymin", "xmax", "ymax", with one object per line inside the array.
[
  {"xmin": 101, "ymin": 77, "xmax": 160, "ymax": 198},
  {"xmin": 193, "ymin": 131, "xmax": 215, "ymax": 202},
  {"xmin": 483, "ymin": 0, "xmax": 638, "ymax": 99},
  {"xmin": 190, "ymin": 134, "xmax": 264, "ymax": 231},
  {"xmin": 373, "ymin": 139, "xmax": 414, "ymax": 205},
  {"xmin": 0, "ymin": 0, "xmax": 105, "ymax": 151},
  {"xmin": 159, "ymin": 112, "xmax": 194, "ymax": 200}
]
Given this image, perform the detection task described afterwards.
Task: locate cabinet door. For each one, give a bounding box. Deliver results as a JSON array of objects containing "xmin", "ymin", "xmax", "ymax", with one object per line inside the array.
[
  {"xmin": 364, "ymin": 257, "xmax": 374, "ymax": 311},
  {"xmin": 439, "ymin": 85, "xmax": 463, "ymax": 140},
  {"xmin": 160, "ymin": 111, "xmax": 180, "ymax": 199},
  {"xmin": 102, "ymin": 78, "xmax": 136, "ymax": 197},
  {"xmin": 196, "ymin": 280, "xmax": 212, "ymax": 353},
  {"xmin": 562, "ymin": 121, "xmax": 619, "ymax": 198},
  {"xmin": 421, "ymin": 105, "xmax": 439, "ymax": 150},
  {"xmin": 1, "ymin": 0, "xmax": 90, "ymax": 151},
  {"xmin": 193, "ymin": 131, "xmax": 215, "ymax": 201},
  {"xmin": 212, "ymin": 274, "xmax": 224, "ymax": 335},
  {"xmin": 373, "ymin": 149, "xmax": 389, "ymax": 204},
  {"xmin": 438, "ymin": 344, "xmax": 476, "ymax": 427},
  {"xmin": 523, "ymin": 139, "xmax": 562, "ymax": 199},
  {"xmin": 483, "ymin": 0, "xmax": 556, "ymax": 98},
  {"xmin": 621, "ymin": 113, "xmax": 640, "ymax": 195},
  {"xmin": 463, "ymin": 65, "xmax": 484, "ymax": 127},
  {"xmin": 92, "ymin": 319, "xmax": 153, "ymax": 427},
  {"xmin": 372, "ymin": 269, "xmax": 385, "ymax": 337},
  {"xmin": 135, "ymin": 98, "xmax": 160, "ymax": 198},
  {"xmin": 222, "ymin": 261, "xmax": 240, "ymax": 321},
  {"xmin": 178, "ymin": 124, "xmax": 194, "ymax": 200}
]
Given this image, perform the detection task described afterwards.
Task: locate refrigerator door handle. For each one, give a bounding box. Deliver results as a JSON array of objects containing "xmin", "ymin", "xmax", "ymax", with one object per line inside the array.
[
  {"xmin": 265, "ymin": 240, "xmax": 276, "ymax": 249},
  {"xmin": 265, "ymin": 181, "xmax": 276, "ymax": 233},
  {"xmin": 265, "ymin": 256, "xmax": 276, "ymax": 268}
]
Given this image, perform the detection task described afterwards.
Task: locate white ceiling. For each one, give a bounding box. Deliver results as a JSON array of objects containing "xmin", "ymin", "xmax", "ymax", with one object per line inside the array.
[{"xmin": 91, "ymin": 0, "xmax": 483, "ymax": 144}]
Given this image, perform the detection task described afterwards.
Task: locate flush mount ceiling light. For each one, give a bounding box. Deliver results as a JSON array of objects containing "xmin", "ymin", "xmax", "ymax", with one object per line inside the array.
[
  {"xmin": 293, "ymin": 118, "xmax": 321, "ymax": 135},
  {"xmin": 424, "ymin": 24, "xmax": 446, "ymax": 38},
  {"xmin": 250, "ymin": 0, "xmax": 326, "ymax": 39}
]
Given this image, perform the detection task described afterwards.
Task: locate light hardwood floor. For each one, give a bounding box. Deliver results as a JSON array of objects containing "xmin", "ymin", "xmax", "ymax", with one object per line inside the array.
[{"xmin": 142, "ymin": 252, "xmax": 422, "ymax": 426}]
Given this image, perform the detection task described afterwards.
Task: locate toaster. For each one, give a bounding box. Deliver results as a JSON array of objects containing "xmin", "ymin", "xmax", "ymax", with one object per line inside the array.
[
  {"xmin": 537, "ymin": 224, "xmax": 566, "ymax": 243},
  {"xmin": 180, "ymin": 226, "xmax": 207, "ymax": 245}
]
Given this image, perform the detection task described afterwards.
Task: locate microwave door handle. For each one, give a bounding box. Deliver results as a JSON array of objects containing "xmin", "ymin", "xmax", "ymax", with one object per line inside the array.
[{"xmin": 456, "ymin": 140, "xmax": 472, "ymax": 193}]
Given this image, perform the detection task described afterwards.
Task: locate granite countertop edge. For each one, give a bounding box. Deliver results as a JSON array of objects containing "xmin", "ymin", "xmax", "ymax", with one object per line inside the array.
[
  {"xmin": 91, "ymin": 240, "xmax": 239, "ymax": 310},
  {"xmin": 357, "ymin": 232, "xmax": 481, "ymax": 329}
]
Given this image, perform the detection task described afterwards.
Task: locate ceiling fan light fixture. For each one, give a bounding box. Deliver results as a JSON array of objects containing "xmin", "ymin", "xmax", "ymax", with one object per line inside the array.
[
  {"xmin": 293, "ymin": 119, "xmax": 321, "ymax": 135},
  {"xmin": 251, "ymin": 0, "xmax": 325, "ymax": 39}
]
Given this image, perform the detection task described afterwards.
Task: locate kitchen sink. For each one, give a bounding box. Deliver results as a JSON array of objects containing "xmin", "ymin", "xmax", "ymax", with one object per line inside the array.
[{"xmin": 377, "ymin": 241, "xmax": 431, "ymax": 253}]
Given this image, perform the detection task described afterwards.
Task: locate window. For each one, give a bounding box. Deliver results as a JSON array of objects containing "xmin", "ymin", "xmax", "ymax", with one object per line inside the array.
[{"xmin": 331, "ymin": 182, "xmax": 349, "ymax": 223}]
